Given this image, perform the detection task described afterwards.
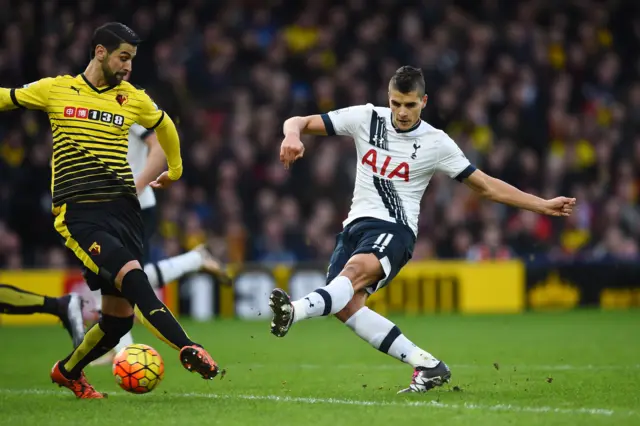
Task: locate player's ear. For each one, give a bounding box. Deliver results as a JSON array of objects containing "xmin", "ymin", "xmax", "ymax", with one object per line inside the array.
[
  {"xmin": 422, "ymin": 95, "xmax": 428, "ymax": 109},
  {"xmin": 95, "ymin": 45, "xmax": 107, "ymax": 61}
]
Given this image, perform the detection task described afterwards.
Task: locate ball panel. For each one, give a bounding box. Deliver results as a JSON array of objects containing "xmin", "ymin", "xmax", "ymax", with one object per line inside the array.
[{"xmin": 111, "ymin": 343, "xmax": 164, "ymax": 394}]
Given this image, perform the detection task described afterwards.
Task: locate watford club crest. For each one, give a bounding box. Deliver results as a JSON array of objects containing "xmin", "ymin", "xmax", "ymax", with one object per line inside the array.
[
  {"xmin": 116, "ymin": 93, "xmax": 128, "ymax": 106},
  {"xmin": 88, "ymin": 241, "xmax": 101, "ymax": 256}
]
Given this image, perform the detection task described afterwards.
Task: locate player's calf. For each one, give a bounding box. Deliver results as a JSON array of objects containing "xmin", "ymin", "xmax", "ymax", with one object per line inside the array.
[
  {"xmin": 118, "ymin": 265, "xmax": 220, "ymax": 379},
  {"xmin": 342, "ymin": 305, "xmax": 450, "ymax": 393},
  {"xmin": 57, "ymin": 314, "xmax": 134, "ymax": 378},
  {"xmin": 119, "ymin": 266, "xmax": 195, "ymax": 349},
  {"xmin": 89, "ymin": 330, "xmax": 134, "ymax": 367},
  {"xmin": 270, "ymin": 254, "xmax": 381, "ymax": 337},
  {"xmin": 270, "ymin": 274, "xmax": 354, "ymax": 337}
]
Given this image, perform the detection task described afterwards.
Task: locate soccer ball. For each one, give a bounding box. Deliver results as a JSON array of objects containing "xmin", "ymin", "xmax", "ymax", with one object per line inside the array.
[{"xmin": 112, "ymin": 344, "xmax": 164, "ymax": 394}]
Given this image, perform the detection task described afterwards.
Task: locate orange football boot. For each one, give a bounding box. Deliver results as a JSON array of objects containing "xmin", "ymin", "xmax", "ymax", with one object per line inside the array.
[
  {"xmin": 50, "ymin": 361, "xmax": 107, "ymax": 399},
  {"xmin": 179, "ymin": 345, "xmax": 219, "ymax": 380}
]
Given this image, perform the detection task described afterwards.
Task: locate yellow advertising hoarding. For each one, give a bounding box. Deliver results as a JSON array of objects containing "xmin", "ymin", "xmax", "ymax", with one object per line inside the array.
[
  {"xmin": 0, "ymin": 269, "xmax": 178, "ymax": 326},
  {"xmin": 222, "ymin": 260, "xmax": 525, "ymax": 319}
]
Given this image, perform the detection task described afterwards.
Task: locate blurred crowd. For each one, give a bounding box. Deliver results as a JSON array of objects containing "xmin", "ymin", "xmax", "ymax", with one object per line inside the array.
[{"xmin": 1, "ymin": 0, "xmax": 640, "ymax": 269}]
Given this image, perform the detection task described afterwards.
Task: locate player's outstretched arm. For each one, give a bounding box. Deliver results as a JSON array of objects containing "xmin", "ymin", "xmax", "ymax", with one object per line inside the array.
[
  {"xmin": 462, "ymin": 169, "xmax": 576, "ymax": 217},
  {"xmin": 135, "ymin": 132, "xmax": 166, "ymax": 194},
  {"xmin": 283, "ymin": 115, "xmax": 329, "ymax": 136},
  {"xmin": 280, "ymin": 115, "xmax": 328, "ymax": 169},
  {"xmin": 0, "ymin": 78, "xmax": 53, "ymax": 111},
  {"xmin": 0, "ymin": 88, "xmax": 20, "ymax": 111},
  {"xmin": 281, "ymin": 105, "xmax": 370, "ymax": 169}
]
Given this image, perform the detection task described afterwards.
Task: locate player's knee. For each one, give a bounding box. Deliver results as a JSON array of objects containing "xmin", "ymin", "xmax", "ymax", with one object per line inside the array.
[
  {"xmin": 118, "ymin": 268, "xmax": 163, "ymax": 311},
  {"xmin": 99, "ymin": 314, "xmax": 134, "ymax": 339},
  {"xmin": 115, "ymin": 260, "xmax": 143, "ymax": 288},
  {"xmin": 342, "ymin": 257, "xmax": 367, "ymax": 279},
  {"xmin": 100, "ymin": 247, "xmax": 140, "ymax": 289},
  {"xmin": 341, "ymin": 254, "xmax": 383, "ymax": 290},
  {"xmin": 101, "ymin": 295, "xmax": 134, "ymax": 318}
]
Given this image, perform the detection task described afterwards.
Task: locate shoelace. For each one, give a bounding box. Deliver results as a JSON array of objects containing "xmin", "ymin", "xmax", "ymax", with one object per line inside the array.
[{"xmin": 70, "ymin": 375, "xmax": 99, "ymax": 397}]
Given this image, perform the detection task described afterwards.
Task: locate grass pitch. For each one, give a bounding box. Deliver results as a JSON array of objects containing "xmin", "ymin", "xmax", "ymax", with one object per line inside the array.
[{"xmin": 0, "ymin": 310, "xmax": 638, "ymax": 426}]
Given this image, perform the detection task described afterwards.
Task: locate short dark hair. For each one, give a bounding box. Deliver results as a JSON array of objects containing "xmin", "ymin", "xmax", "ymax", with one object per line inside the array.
[
  {"xmin": 390, "ymin": 66, "xmax": 426, "ymax": 96},
  {"xmin": 90, "ymin": 22, "xmax": 141, "ymax": 59}
]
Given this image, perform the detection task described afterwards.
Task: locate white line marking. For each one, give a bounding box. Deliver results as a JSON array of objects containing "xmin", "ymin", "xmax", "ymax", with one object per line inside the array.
[
  {"xmin": 0, "ymin": 388, "xmax": 634, "ymax": 417},
  {"xmin": 238, "ymin": 363, "xmax": 640, "ymax": 371}
]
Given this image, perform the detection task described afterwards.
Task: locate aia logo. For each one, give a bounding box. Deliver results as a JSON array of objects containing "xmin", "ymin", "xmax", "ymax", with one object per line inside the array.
[
  {"xmin": 116, "ymin": 93, "xmax": 128, "ymax": 106},
  {"xmin": 362, "ymin": 148, "xmax": 410, "ymax": 182},
  {"xmin": 88, "ymin": 242, "xmax": 101, "ymax": 256}
]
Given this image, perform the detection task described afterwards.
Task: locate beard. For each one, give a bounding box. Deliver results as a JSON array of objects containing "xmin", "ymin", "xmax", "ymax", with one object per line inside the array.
[{"xmin": 102, "ymin": 62, "xmax": 127, "ymax": 86}]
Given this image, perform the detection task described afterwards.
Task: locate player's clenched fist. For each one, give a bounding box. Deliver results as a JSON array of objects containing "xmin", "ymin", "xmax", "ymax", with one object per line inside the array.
[
  {"xmin": 280, "ymin": 134, "xmax": 305, "ymax": 169},
  {"xmin": 540, "ymin": 197, "xmax": 576, "ymax": 217}
]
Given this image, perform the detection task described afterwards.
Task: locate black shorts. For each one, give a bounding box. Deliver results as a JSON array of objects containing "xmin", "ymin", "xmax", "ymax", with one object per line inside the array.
[
  {"xmin": 53, "ymin": 198, "xmax": 144, "ymax": 297},
  {"xmin": 140, "ymin": 206, "xmax": 157, "ymax": 264},
  {"xmin": 326, "ymin": 217, "xmax": 416, "ymax": 294}
]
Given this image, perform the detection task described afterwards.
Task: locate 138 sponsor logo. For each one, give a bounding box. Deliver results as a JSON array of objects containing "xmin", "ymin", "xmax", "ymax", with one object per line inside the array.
[{"xmin": 63, "ymin": 106, "xmax": 124, "ymax": 127}]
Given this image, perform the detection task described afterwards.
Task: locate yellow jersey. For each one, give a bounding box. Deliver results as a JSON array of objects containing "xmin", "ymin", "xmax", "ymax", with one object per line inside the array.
[{"xmin": 1, "ymin": 73, "xmax": 171, "ymax": 208}]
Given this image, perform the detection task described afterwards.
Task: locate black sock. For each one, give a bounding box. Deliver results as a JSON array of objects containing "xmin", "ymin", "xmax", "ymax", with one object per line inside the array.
[
  {"xmin": 0, "ymin": 284, "xmax": 59, "ymax": 315},
  {"xmin": 60, "ymin": 314, "xmax": 133, "ymax": 379},
  {"xmin": 120, "ymin": 269, "xmax": 195, "ymax": 350}
]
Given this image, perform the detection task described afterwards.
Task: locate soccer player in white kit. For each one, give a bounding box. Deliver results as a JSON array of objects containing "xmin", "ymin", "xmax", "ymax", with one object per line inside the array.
[
  {"xmin": 91, "ymin": 110, "xmax": 229, "ymax": 365},
  {"xmin": 271, "ymin": 66, "xmax": 576, "ymax": 393}
]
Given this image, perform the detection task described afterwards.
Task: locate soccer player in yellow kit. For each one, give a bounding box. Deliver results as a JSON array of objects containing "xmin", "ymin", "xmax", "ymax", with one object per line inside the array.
[{"xmin": 0, "ymin": 23, "xmax": 219, "ymax": 398}]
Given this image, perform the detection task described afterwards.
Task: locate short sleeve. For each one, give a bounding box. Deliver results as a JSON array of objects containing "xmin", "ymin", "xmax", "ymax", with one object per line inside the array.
[
  {"xmin": 12, "ymin": 78, "xmax": 55, "ymax": 110},
  {"xmin": 136, "ymin": 90, "xmax": 165, "ymax": 130},
  {"xmin": 320, "ymin": 104, "xmax": 372, "ymax": 137},
  {"xmin": 436, "ymin": 135, "xmax": 476, "ymax": 181}
]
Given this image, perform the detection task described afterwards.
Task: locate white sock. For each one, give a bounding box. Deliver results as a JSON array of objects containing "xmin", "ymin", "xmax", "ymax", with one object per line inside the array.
[
  {"xmin": 144, "ymin": 251, "xmax": 203, "ymax": 288},
  {"xmin": 345, "ymin": 307, "xmax": 440, "ymax": 368},
  {"xmin": 291, "ymin": 276, "xmax": 354, "ymax": 323},
  {"xmin": 114, "ymin": 331, "xmax": 134, "ymax": 354},
  {"xmin": 91, "ymin": 290, "xmax": 102, "ymax": 311}
]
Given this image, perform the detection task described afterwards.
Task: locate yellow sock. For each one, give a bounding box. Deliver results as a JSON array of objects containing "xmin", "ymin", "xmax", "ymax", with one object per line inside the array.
[{"xmin": 62, "ymin": 324, "xmax": 105, "ymax": 375}]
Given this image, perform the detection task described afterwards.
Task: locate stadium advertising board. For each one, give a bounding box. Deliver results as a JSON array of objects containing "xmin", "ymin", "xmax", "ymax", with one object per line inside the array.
[
  {"xmin": 0, "ymin": 269, "xmax": 178, "ymax": 326},
  {"xmin": 3, "ymin": 260, "xmax": 638, "ymax": 326},
  {"xmin": 526, "ymin": 261, "xmax": 640, "ymax": 310},
  {"xmin": 222, "ymin": 261, "xmax": 526, "ymax": 319}
]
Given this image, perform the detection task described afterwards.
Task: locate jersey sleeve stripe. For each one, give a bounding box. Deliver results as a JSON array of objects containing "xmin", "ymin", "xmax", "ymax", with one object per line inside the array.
[
  {"xmin": 10, "ymin": 89, "xmax": 24, "ymax": 108},
  {"xmin": 320, "ymin": 113, "xmax": 336, "ymax": 136},
  {"xmin": 148, "ymin": 111, "xmax": 165, "ymax": 130},
  {"xmin": 454, "ymin": 165, "xmax": 476, "ymax": 182}
]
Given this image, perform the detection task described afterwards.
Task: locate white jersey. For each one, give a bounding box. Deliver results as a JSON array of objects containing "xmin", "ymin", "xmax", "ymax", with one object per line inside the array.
[
  {"xmin": 322, "ymin": 103, "xmax": 474, "ymax": 237},
  {"xmin": 127, "ymin": 123, "xmax": 156, "ymax": 209}
]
